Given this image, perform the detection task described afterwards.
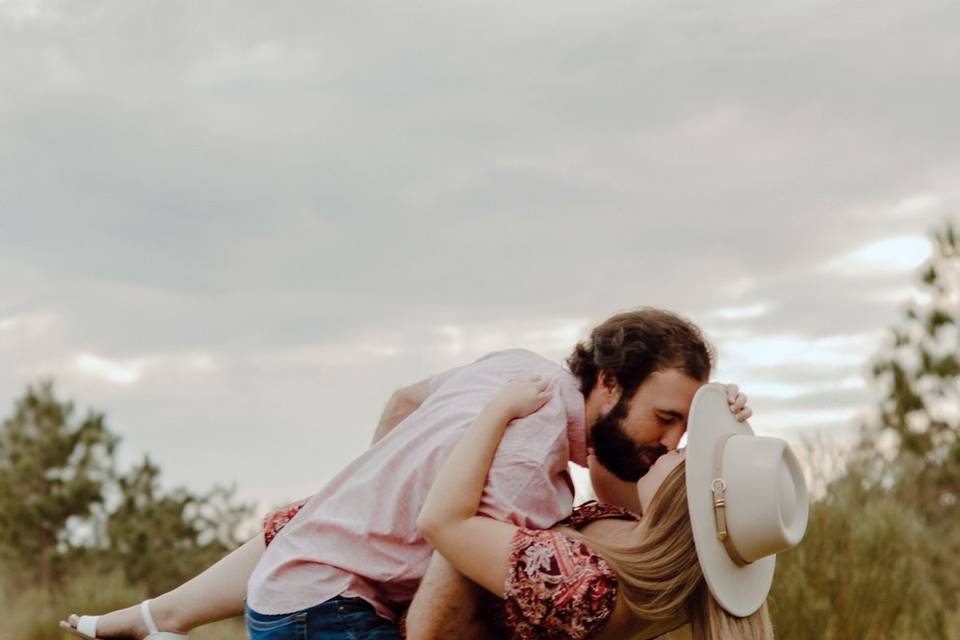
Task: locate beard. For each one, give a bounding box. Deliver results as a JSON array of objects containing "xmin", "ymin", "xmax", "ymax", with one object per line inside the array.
[{"xmin": 588, "ymin": 396, "xmax": 668, "ymax": 482}]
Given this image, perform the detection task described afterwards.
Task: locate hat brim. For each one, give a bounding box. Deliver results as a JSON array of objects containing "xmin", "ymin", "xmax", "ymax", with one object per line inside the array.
[{"xmin": 685, "ymin": 383, "xmax": 775, "ymax": 617}]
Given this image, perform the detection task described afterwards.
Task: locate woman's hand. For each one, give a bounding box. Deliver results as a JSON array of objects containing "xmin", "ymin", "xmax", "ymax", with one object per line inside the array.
[
  {"xmin": 724, "ymin": 383, "xmax": 753, "ymax": 422},
  {"xmin": 488, "ymin": 375, "xmax": 552, "ymax": 420}
]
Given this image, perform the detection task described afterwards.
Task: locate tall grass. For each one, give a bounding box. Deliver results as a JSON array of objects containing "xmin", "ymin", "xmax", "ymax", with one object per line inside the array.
[
  {"xmin": 0, "ymin": 567, "xmax": 245, "ymax": 640},
  {"xmin": 767, "ymin": 441, "xmax": 960, "ymax": 639}
]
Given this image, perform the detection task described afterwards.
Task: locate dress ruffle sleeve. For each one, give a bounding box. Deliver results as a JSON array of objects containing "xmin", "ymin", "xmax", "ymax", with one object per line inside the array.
[
  {"xmin": 558, "ymin": 501, "xmax": 637, "ymax": 529},
  {"xmin": 262, "ymin": 497, "xmax": 309, "ymax": 547},
  {"xmin": 502, "ymin": 528, "xmax": 618, "ymax": 640}
]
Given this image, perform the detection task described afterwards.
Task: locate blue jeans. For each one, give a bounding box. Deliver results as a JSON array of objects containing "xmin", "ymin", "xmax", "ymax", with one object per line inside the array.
[{"xmin": 245, "ymin": 597, "xmax": 403, "ymax": 640}]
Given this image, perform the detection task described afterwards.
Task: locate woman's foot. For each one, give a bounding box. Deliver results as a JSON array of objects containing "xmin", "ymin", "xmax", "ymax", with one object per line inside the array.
[{"xmin": 59, "ymin": 599, "xmax": 187, "ymax": 639}]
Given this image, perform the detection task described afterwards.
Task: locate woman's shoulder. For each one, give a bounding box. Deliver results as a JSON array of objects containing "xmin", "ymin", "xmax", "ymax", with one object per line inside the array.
[
  {"xmin": 501, "ymin": 527, "xmax": 619, "ymax": 640},
  {"xmin": 559, "ymin": 500, "xmax": 639, "ymax": 529}
]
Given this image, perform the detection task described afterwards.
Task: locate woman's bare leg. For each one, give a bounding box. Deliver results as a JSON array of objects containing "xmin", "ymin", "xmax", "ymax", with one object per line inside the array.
[
  {"xmin": 61, "ymin": 533, "xmax": 265, "ymax": 638},
  {"xmin": 153, "ymin": 532, "xmax": 266, "ymax": 630}
]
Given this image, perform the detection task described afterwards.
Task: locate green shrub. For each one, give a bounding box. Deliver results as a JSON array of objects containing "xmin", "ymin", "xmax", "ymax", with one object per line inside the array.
[{"xmin": 770, "ymin": 469, "xmax": 951, "ymax": 639}]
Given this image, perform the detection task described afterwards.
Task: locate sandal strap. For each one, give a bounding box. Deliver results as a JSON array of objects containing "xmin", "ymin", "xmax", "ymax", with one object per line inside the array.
[
  {"xmin": 141, "ymin": 600, "xmax": 160, "ymax": 635},
  {"xmin": 77, "ymin": 616, "xmax": 99, "ymax": 638},
  {"xmin": 140, "ymin": 600, "xmax": 189, "ymax": 639}
]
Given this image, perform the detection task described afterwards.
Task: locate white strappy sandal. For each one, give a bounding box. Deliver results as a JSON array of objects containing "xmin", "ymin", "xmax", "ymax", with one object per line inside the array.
[{"xmin": 61, "ymin": 599, "xmax": 188, "ymax": 639}]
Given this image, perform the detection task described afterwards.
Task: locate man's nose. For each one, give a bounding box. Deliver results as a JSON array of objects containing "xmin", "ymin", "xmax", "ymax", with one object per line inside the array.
[{"xmin": 660, "ymin": 425, "xmax": 685, "ymax": 451}]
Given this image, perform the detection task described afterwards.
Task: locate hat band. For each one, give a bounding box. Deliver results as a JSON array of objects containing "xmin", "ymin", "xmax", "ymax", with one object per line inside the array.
[{"xmin": 712, "ymin": 433, "xmax": 750, "ymax": 567}]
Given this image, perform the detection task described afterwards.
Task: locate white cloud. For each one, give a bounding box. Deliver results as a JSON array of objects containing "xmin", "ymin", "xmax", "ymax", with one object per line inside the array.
[
  {"xmin": 0, "ymin": 311, "xmax": 58, "ymax": 343},
  {"xmin": 436, "ymin": 326, "xmax": 464, "ymax": 357},
  {"xmin": 431, "ymin": 320, "xmax": 588, "ymax": 362},
  {"xmin": 720, "ymin": 333, "xmax": 880, "ymax": 369},
  {"xmin": 825, "ymin": 235, "xmax": 931, "ymax": 274},
  {"xmin": 892, "ymin": 193, "xmax": 943, "ymax": 218},
  {"xmin": 253, "ymin": 342, "xmax": 403, "ymax": 368},
  {"xmin": 191, "ymin": 41, "xmax": 298, "ymax": 85},
  {"xmin": 70, "ymin": 351, "xmax": 222, "ymax": 385},
  {"xmin": 189, "ymin": 354, "xmax": 217, "ymax": 372},
  {"xmin": 740, "ymin": 376, "xmax": 864, "ymax": 400},
  {"xmin": 711, "ymin": 303, "xmax": 770, "ymax": 321},
  {"xmin": 0, "ymin": 0, "xmax": 60, "ymax": 24},
  {"xmin": 757, "ymin": 407, "xmax": 867, "ymax": 432},
  {"xmin": 75, "ymin": 353, "xmax": 142, "ymax": 385}
]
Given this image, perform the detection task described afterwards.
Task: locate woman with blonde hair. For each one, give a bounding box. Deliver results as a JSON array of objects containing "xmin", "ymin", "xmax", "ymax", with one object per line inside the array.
[{"xmin": 411, "ymin": 376, "xmax": 808, "ymax": 639}]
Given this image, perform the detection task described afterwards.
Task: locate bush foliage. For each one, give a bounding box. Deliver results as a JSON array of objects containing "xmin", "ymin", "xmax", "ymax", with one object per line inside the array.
[{"xmin": 0, "ymin": 381, "xmax": 253, "ymax": 638}]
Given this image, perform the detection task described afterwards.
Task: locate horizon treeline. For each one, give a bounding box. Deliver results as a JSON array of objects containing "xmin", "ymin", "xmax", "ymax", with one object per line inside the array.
[{"xmin": 2, "ymin": 223, "xmax": 959, "ymax": 639}]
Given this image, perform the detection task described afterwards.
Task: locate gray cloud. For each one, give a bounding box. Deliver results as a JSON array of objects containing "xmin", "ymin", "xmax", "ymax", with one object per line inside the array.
[{"xmin": 1, "ymin": 0, "xmax": 957, "ymax": 509}]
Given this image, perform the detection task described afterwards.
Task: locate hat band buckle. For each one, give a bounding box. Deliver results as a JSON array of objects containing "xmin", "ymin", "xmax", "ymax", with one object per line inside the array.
[{"xmin": 712, "ymin": 434, "xmax": 750, "ymax": 567}]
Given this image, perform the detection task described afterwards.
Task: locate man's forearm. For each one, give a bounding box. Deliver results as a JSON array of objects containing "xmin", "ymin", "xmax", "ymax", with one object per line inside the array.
[
  {"xmin": 404, "ymin": 552, "xmax": 504, "ymax": 640},
  {"xmin": 371, "ymin": 379, "xmax": 431, "ymax": 444},
  {"xmin": 371, "ymin": 394, "xmax": 413, "ymax": 444}
]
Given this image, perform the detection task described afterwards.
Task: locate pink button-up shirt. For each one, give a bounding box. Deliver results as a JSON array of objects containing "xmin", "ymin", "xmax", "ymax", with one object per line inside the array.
[{"xmin": 246, "ymin": 349, "xmax": 588, "ymax": 619}]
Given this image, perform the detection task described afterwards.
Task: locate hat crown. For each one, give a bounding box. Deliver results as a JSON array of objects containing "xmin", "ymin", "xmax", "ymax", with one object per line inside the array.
[{"xmin": 721, "ymin": 435, "xmax": 809, "ymax": 563}]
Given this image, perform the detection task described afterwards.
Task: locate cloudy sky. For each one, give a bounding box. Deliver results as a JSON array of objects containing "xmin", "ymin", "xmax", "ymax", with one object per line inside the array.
[{"xmin": 1, "ymin": 0, "xmax": 957, "ymax": 515}]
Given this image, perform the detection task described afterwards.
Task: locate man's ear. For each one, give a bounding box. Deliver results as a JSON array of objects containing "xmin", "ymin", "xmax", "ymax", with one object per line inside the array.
[{"xmin": 596, "ymin": 371, "xmax": 622, "ymax": 411}]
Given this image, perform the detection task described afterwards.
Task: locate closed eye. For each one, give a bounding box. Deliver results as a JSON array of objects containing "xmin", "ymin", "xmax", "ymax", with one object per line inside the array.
[{"xmin": 656, "ymin": 410, "xmax": 685, "ymax": 426}]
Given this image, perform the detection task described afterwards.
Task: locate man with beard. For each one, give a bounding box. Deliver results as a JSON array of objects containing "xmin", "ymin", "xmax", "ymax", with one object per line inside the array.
[{"xmin": 60, "ymin": 307, "xmax": 751, "ymax": 640}]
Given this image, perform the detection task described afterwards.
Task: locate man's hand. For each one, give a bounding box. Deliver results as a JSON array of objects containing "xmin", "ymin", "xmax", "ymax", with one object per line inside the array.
[{"xmin": 723, "ymin": 383, "xmax": 752, "ymax": 422}]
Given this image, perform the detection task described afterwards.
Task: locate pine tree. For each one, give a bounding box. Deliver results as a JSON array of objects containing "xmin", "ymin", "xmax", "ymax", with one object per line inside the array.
[
  {"xmin": 871, "ymin": 220, "xmax": 960, "ymax": 617},
  {"xmin": 873, "ymin": 223, "xmax": 960, "ymax": 474},
  {"xmin": 0, "ymin": 381, "xmax": 117, "ymax": 590},
  {"xmin": 105, "ymin": 455, "xmax": 252, "ymax": 595}
]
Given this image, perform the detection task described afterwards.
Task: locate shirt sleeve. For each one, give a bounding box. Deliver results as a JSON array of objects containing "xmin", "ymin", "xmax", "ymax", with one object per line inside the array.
[
  {"xmin": 477, "ymin": 392, "xmax": 575, "ymax": 529},
  {"xmin": 427, "ymin": 363, "xmax": 468, "ymax": 394},
  {"xmin": 502, "ymin": 529, "xmax": 618, "ymax": 640},
  {"xmin": 428, "ymin": 349, "xmax": 527, "ymax": 394}
]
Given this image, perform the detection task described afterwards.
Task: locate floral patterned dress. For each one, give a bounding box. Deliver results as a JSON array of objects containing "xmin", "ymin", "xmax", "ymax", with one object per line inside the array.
[{"xmin": 261, "ymin": 499, "xmax": 637, "ymax": 640}]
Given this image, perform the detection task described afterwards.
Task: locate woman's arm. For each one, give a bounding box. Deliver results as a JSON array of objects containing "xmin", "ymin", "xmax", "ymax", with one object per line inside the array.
[{"xmin": 416, "ymin": 376, "xmax": 551, "ymax": 596}]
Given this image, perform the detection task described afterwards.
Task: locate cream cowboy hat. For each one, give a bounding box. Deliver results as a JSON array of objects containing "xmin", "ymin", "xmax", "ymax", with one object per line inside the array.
[{"xmin": 685, "ymin": 383, "xmax": 809, "ymax": 617}]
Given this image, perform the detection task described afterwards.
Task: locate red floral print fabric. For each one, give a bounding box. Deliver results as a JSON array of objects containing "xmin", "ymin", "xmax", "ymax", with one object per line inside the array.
[
  {"xmin": 495, "ymin": 502, "xmax": 637, "ymax": 639},
  {"xmin": 262, "ymin": 497, "xmax": 309, "ymax": 547}
]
